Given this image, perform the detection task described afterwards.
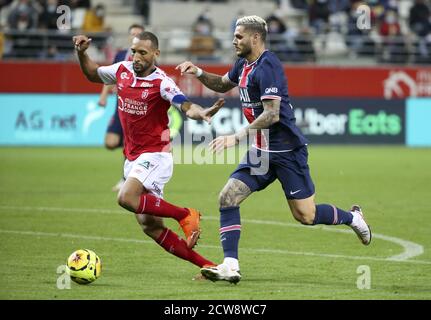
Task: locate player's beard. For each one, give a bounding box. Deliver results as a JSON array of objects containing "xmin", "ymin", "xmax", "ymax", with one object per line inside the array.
[
  {"xmin": 133, "ymin": 61, "xmax": 154, "ymax": 77},
  {"xmin": 236, "ymin": 44, "xmax": 252, "ymax": 58},
  {"xmin": 133, "ymin": 62, "xmax": 145, "ymax": 76}
]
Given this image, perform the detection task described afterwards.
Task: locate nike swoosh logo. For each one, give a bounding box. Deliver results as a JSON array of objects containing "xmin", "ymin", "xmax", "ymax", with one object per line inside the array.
[{"xmin": 290, "ymin": 190, "xmax": 301, "ymax": 195}]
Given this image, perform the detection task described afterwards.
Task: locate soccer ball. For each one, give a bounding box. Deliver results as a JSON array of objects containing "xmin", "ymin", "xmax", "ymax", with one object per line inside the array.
[{"xmin": 66, "ymin": 249, "xmax": 102, "ymax": 284}]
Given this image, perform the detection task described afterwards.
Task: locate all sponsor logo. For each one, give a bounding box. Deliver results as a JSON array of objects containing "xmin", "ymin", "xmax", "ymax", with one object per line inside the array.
[{"xmin": 140, "ymin": 82, "xmax": 154, "ymax": 88}]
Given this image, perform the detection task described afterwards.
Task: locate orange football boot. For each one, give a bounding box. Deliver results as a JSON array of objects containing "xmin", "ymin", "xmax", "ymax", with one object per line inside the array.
[{"xmin": 179, "ymin": 208, "xmax": 201, "ymax": 248}]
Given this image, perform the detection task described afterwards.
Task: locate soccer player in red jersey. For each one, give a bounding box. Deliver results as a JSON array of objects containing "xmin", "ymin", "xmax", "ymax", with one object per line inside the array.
[
  {"xmin": 98, "ymin": 24, "xmax": 145, "ymax": 192},
  {"xmin": 73, "ymin": 31, "xmax": 223, "ymax": 270}
]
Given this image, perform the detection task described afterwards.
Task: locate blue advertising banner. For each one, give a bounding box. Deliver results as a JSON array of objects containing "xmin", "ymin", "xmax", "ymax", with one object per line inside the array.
[
  {"xmin": 406, "ymin": 98, "xmax": 431, "ymax": 147},
  {"xmin": 0, "ymin": 94, "xmax": 116, "ymax": 145}
]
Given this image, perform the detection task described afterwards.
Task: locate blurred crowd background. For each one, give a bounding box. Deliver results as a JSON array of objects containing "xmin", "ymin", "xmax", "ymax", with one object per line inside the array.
[{"xmin": 0, "ymin": 0, "xmax": 430, "ymax": 65}]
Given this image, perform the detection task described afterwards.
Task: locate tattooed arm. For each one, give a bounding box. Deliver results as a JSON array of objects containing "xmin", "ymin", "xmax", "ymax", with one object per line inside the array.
[
  {"xmin": 175, "ymin": 61, "xmax": 236, "ymax": 93},
  {"xmin": 235, "ymin": 99, "xmax": 280, "ymax": 141},
  {"xmin": 209, "ymin": 99, "xmax": 280, "ymax": 153}
]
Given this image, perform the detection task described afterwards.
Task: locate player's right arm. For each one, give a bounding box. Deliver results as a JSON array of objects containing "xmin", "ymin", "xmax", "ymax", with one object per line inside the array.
[
  {"xmin": 73, "ymin": 35, "xmax": 103, "ymax": 83},
  {"xmin": 175, "ymin": 61, "xmax": 236, "ymax": 93}
]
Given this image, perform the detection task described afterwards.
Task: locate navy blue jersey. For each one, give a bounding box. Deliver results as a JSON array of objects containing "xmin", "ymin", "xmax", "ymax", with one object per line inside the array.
[{"xmin": 228, "ymin": 50, "xmax": 308, "ymax": 151}]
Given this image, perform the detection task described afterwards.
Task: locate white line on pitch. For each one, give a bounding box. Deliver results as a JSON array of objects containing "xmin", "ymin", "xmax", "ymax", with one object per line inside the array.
[
  {"xmin": 0, "ymin": 205, "xmax": 426, "ymax": 263},
  {"xmin": 0, "ymin": 229, "xmax": 430, "ymax": 265}
]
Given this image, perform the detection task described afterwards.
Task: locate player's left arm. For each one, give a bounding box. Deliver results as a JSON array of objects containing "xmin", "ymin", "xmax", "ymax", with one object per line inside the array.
[{"xmin": 209, "ymin": 99, "xmax": 280, "ymax": 153}]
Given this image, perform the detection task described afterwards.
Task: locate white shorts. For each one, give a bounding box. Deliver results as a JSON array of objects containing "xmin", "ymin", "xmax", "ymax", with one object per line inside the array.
[{"xmin": 124, "ymin": 152, "xmax": 173, "ymax": 198}]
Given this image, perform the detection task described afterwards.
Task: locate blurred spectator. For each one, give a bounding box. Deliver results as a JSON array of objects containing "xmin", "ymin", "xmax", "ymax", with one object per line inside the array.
[
  {"xmin": 69, "ymin": 0, "xmax": 90, "ymax": 9},
  {"xmin": 0, "ymin": 0, "xmax": 14, "ymax": 16},
  {"xmin": 379, "ymin": 9, "xmax": 408, "ymax": 63},
  {"xmin": 188, "ymin": 9, "xmax": 218, "ymax": 62},
  {"xmin": 290, "ymin": 0, "xmax": 308, "ymax": 10},
  {"xmin": 38, "ymin": 0, "xmax": 60, "ymax": 30},
  {"xmin": 409, "ymin": 0, "xmax": 431, "ymax": 63},
  {"xmin": 409, "ymin": 0, "xmax": 430, "ymax": 37},
  {"xmin": 39, "ymin": 43, "xmax": 69, "ymax": 60},
  {"xmin": 266, "ymin": 14, "xmax": 292, "ymax": 61},
  {"xmin": 0, "ymin": 25, "xmax": 4, "ymax": 59},
  {"xmin": 7, "ymin": 0, "xmax": 38, "ymax": 30},
  {"xmin": 327, "ymin": 0, "xmax": 349, "ymax": 14},
  {"xmin": 309, "ymin": 0, "xmax": 330, "ymax": 34},
  {"xmin": 134, "ymin": 0, "xmax": 150, "ymax": 24},
  {"xmin": 294, "ymin": 26, "xmax": 316, "ymax": 62},
  {"xmin": 82, "ymin": 3, "xmax": 107, "ymax": 33},
  {"xmin": 193, "ymin": 7, "xmax": 214, "ymax": 35}
]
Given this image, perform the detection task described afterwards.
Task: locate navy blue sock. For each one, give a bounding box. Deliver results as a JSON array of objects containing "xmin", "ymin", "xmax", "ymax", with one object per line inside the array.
[
  {"xmin": 219, "ymin": 206, "xmax": 241, "ymax": 259},
  {"xmin": 313, "ymin": 204, "xmax": 353, "ymax": 225}
]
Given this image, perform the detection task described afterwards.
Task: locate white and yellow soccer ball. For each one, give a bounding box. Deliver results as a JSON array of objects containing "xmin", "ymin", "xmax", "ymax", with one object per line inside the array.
[{"xmin": 66, "ymin": 249, "xmax": 102, "ymax": 285}]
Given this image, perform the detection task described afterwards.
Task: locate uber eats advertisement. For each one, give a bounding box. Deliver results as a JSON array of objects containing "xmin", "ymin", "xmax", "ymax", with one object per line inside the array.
[
  {"xmin": 183, "ymin": 97, "xmax": 406, "ymax": 145},
  {"xmin": 290, "ymin": 98, "xmax": 405, "ymax": 144}
]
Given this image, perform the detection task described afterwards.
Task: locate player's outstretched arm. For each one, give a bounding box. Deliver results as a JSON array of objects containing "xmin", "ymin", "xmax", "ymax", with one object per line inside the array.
[
  {"xmin": 181, "ymin": 98, "xmax": 225, "ymax": 123},
  {"xmin": 73, "ymin": 35, "xmax": 103, "ymax": 83},
  {"xmin": 176, "ymin": 61, "xmax": 235, "ymax": 93}
]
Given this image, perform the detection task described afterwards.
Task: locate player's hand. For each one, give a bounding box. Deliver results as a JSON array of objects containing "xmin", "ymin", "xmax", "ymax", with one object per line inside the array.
[
  {"xmin": 175, "ymin": 61, "xmax": 198, "ymax": 76},
  {"xmin": 209, "ymin": 135, "xmax": 237, "ymax": 154},
  {"xmin": 200, "ymin": 98, "xmax": 225, "ymax": 124},
  {"xmin": 98, "ymin": 98, "xmax": 107, "ymax": 107},
  {"xmin": 73, "ymin": 35, "xmax": 92, "ymax": 53}
]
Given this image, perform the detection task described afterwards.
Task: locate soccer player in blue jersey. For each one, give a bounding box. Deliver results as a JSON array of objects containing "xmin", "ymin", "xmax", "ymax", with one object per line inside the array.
[
  {"xmin": 176, "ymin": 15, "xmax": 371, "ymax": 284},
  {"xmin": 98, "ymin": 24, "xmax": 145, "ymax": 192}
]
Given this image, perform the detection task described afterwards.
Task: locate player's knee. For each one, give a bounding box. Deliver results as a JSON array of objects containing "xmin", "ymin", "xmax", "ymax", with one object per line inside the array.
[
  {"xmin": 105, "ymin": 142, "xmax": 117, "ymax": 150},
  {"xmin": 142, "ymin": 222, "xmax": 162, "ymax": 238},
  {"xmin": 117, "ymin": 190, "xmax": 134, "ymax": 211},
  {"xmin": 219, "ymin": 190, "xmax": 236, "ymax": 208},
  {"xmin": 105, "ymin": 139, "xmax": 119, "ymax": 150},
  {"xmin": 105, "ymin": 135, "xmax": 120, "ymax": 150}
]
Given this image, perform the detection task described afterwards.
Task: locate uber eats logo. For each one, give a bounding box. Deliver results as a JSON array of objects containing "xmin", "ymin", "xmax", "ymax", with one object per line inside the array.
[
  {"xmin": 349, "ymin": 109, "xmax": 401, "ymax": 135},
  {"xmin": 295, "ymin": 108, "xmax": 401, "ymax": 136}
]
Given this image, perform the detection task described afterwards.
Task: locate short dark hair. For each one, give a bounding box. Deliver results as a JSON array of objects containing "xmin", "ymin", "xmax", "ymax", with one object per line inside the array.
[
  {"xmin": 135, "ymin": 31, "xmax": 159, "ymax": 49},
  {"xmin": 128, "ymin": 24, "xmax": 144, "ymax": 32}
]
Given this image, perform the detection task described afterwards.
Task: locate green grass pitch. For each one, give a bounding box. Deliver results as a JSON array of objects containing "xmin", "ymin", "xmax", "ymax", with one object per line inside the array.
[{"xmin": 0, "ymin": 146, "xmax": 430, "ymax": 299}]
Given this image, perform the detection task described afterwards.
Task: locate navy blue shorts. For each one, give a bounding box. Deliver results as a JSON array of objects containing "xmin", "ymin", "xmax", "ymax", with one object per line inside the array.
[
  {"xmin": 107, "ymin": 107, "xmax": 123, "ymax": 144},
  {"xmin": 230, "ymin": 146, "xmax": 315, "ymax": 200}
]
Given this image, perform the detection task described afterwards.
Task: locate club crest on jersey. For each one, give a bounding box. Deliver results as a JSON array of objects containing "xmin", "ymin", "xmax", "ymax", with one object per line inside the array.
[
  {"xmin": 120, "ymin": 72, "xmax": 130, "ymax": 80},
  {"xmin": 142, "ymin": 90, "xmax": 149, "ymax": 99}
]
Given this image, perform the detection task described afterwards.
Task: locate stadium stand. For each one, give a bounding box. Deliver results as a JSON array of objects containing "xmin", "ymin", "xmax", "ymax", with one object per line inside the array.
[{"xmin": 0, "ymin": 0, "xmax": 429, "ymax": 65}]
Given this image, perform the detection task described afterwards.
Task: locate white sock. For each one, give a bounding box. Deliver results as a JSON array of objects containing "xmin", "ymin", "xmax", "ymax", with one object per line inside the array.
[{"xmin": 223, "ymin": 257, "xmax": 239, "ymax": 271}]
